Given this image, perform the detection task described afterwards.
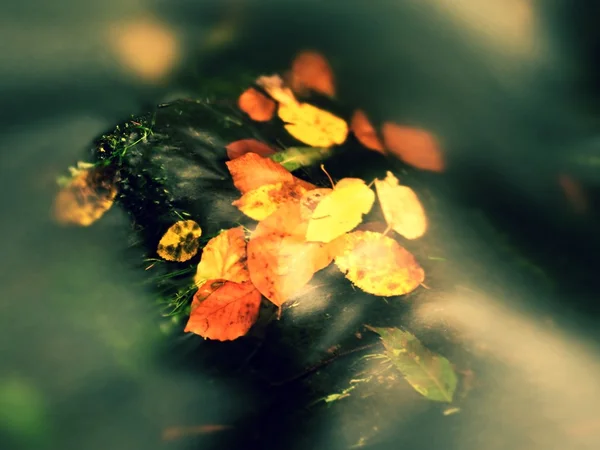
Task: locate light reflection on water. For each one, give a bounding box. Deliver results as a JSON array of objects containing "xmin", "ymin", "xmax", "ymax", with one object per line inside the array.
[{"xmin": 1, "ymin": 1, "xmax": 599, "ymax": 449}]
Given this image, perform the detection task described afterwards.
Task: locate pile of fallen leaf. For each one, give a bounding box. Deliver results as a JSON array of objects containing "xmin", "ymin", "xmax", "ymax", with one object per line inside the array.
[{"xmin": 53, "ymin": 50, "xmax": 463, "ymax": 405}]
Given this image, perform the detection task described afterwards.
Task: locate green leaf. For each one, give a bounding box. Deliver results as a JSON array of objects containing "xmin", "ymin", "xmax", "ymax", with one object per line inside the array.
[
  {"xmin": 367, "ymin": 326, "xmax": 458, "ymax": 402},
  {"xmin": 269, "ymin": 147, "xmax": 332, "ymax": 171}
]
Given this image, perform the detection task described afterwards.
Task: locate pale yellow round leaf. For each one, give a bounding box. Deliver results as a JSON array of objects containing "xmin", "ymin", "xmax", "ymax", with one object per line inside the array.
[
  {"xmin": 334, "ymin": 230, "xmax": 425, "ymax": 296},
  {"xmin": 157, "ymin": 220, "xmax": 202, "ymax": 262}
]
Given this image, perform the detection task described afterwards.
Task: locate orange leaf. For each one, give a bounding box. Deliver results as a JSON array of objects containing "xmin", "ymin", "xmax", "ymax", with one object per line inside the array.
[
  {"xmin": 351, "ymin": 110, "xmax": 385, "ymax": 153},
  {"xmin": 381, "ymin": 123, "xmax": 445, "ymax": 172},
  {"xmin": 226, "ymin": 139, "xmax": 277, "ymax": 160},
  {"xmin": 237, "ymin": 87, "xmax": 276, "ymax": 122},
  {"xmin": 290, "ymin": 50, "xmax": 336, "ymax": 97},
  {"xmin": 226, "ymin": 152, "xmax": 315, "ymax": 194},
  {"xmin": 558, "ymin": 174, "xmax": 588, "ymax": 214},
  {"xmin": 334, "ymin": 231, "xmax": 425, "ymax": 296},
  {"xmin": 232, "ymin": 181, "xmax": 310, "ymax": 221},
  {"xmin": 53, "ymin": 164, "xmax": 118, "ymax": 227},
  {"xmin": 184, "ymin": 280, "xmax": 261, "ymax": 341},
  {"xmin": 248, "ymin": 202, "xmax": 334, "ymax": 307},
  {"xmin": 226, "ymin": 152, "xmax": 293, "ymax": 194},
  {"xmin": 375, "ymin": 171, "xmax": 428, "ymax": 239},
  {"xmin": 194, "ymin": 227, "xmax": 249, "ymax": 287}
]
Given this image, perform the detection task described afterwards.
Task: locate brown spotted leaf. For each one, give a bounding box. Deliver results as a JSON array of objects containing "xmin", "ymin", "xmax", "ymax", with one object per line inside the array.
[{"xmin": 157, "ymin": 220, "xmax": 202, "ymax": 262}]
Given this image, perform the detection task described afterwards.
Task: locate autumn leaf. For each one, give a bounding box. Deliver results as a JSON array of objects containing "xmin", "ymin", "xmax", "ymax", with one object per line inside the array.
[
  {"xmin": 269, "ymin": 146, "xmax": 332, "ymax": 172},
  {"xmin": 305, "ymin": 178, "xmax": 375, "ymax": 243},
  {"xmin": 278, "ymin": 102, "xmax": 348, "ymax": 148},
  {"xmin": 381, "ymin": 123, "xmax": 445, "ymax": 172},
  {"xmin": 300, "ymin": 188, "xmax": 333, "ymax": 220},
  {"xmin": 334, "ymin": 231, "xmax": 424, "ymax": 296},
  {"xmin": 257, "ymin": 74, "xmax": 348, "ymax": 147},
  {"xmin": 367, "ymin": 326, "xmax": 458, "ymax": 402},
  {"xmin": 53, "ymin": 163, "xmax": 118, "ymax": 227},
  {"xmin": 194, "ymin": 227, "xmax": 249, "ymax": 287},
  {"xmin": 558, "ymin": 174, "xmax": 588, "ymax": 214},
  {"xmin": 375, "ymin": 171, "xmax": 428, "ymax": 239},
  {"xmin": 184, "ymin": 280, "xmax": 261, "ymax": 341},
  {"xmin": 290, "ymin": 50, "xmax": 336, "ymax": 97},
  {"xmin": 351, "ymin": 110, "xmax": 384, "ymax": 154},
  {"xmin": 248, "ymin": 202, "xmax": 334, "ymax": 307},
  {"xmin": 232, "ymin": 181, "xmax": 310, "ymax": 221},
  {"xmin": 256, "ymin": 74, "xmax": 297, "ymax": 104},
  {"xmin": 226, "ymin": 139, "xmax": 276, "ymax": 160},
  {"xmin": 157, "ymin": 220, "xmax": 202, "ymax": 262},
  {"xmin": 226, "ymin": 152, "xmax": 315, "ymax": 195},
  {"xmin": 237, "ymin": 87, "xmax": 276, "ymax": 122}
]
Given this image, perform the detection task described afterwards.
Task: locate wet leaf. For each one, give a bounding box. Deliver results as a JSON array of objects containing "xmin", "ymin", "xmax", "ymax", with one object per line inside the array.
[
  {"xmin": 184, "ymin": 280, "xmax": 261, "ymax": 341},
  {"xmin": 367, "ymin": 326, "xmax": 458, "ymax": 402},
  {"xmin": 375, "ymin": 171, "xmax": 427, "ymax": 239},
  {"xmin": 334, "ymin": 231, "xmax": 424, "ymax": 296},
  {"xmin": 256, "ymin": 74, "xmax": 297, "ymax": 104},
  {"xmin": 300, "ymin": 188, "xmax": 333, "ymax": 220},
  {"xmin": 248, "ymin": 202, "xmax": 334, "ymax": 307},
  {"xmin": 226, "ymin": 152, "xmax": 314, "ymax": 194},
  {"xmin": 237, "ymin": 87, "xmax": 276, "ymax": 122},
  {"xmin": 53, "ymin": 164, "xmax": 118, "ymax": 227},
  {"xmin": 381, "ymin": 123, "xmax": 445, "ymax": 172},
  {"xmin": 194, "ymin": 227, "xmax": 249, "ymax": 287},
  {"xmin": 279, "ymin": 102, "xmax": 348, "ymax": 148},
  {"xmin": 306, "ymin": 178, "xmax": 375, "ymax": 243},
  {"xmin": 351, "ymin": 110, "xmax": 384, "ymax": 153},
  {"xmin": 290, "ymin": 50, "xmax": 336, "ymax": 97},
  {"xmin": 269, "ymin": 146, "xmax": 332, "ymax": 172},
  {"xmin": 232, "ymin": 181, "xmax": 310, "ymax": 221},
  {"xmin": 157, "ymin": 220, "xmax": 202, "ymax": 262},
  {"xmin": 226, "ymin": 139, "xmax": 276, "ymax": 160},
  {"xmin": 257, "ymin": 74, "xmax": 348, "ymax": 147}
]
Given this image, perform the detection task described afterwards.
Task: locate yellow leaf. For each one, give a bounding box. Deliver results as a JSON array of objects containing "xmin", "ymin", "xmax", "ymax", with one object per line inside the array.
[
  {"xmin": 157, "ymin": 220, "xmax": 202, "ymax": 262},
  {"xmin": 256, "ymin": 74, "xmax": 348, "ymax": 148},
  {"xmin": 194, "ymin": 226, "xmax": 250, "ymax": 287},
  {"xmin": 375, "ymin": 171, "xmax": 428, "ymax": 240},
  {"xmin": 53, "ymin": 164, "xmax": 118, "ymax": 227},
  {"xmin": 306, "ymin": 178, "xmax": 375, "ymax": 243},
  {"xmin": 278, "ymin": 102, "xmax": 348, "ymax": 147},
  {"xmin": 232, "ymin": 181, "xmax": 310, "ymax": 221},
  {"xmin": 334, "ymin": 231, "xmax": 425, "ymax": 296}
]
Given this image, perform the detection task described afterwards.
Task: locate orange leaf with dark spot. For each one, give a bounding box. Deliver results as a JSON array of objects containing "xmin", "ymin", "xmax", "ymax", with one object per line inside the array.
[
  {"xmin": 226, "ymin": 139, "xmax": 277, "ymax": 160},
  {"xmin": 184, "ymin": 280, "xmax": 261, "ymax": 341},
  {"xmin": 237, "ymin": 87, "xmax": 276, "ymax": 122},
  {"xmin": 290, "ymin": 50, "xmax": 336, "ymax": 97},
  {"xmin": 351, "ymin": 110, "xmax": 385, "ymax": 153},
  {"xmin": 381, "ymin": 123, "xmax": 445, "ymax": 172}
]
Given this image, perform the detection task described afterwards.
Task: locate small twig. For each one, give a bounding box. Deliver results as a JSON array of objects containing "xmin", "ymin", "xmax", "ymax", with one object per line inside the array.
[{"xmin": 270, "ymin": 343, "xmax": 380, "ymax": 387}]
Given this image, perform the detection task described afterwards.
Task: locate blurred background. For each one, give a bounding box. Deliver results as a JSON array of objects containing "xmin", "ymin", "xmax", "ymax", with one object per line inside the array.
[{"xmin": 2, "ymin": 1, "xmax": 600, "ymax": 449}]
